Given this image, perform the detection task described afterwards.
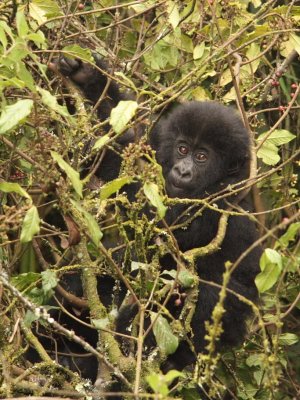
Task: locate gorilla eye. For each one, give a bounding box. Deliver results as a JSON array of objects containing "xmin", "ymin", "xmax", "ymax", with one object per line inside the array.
[
  {"xmin": 178, "ymin": 145, "xmax": 189, "ymax": 155},
  {"xmin": 195, "ymin": 152, "xmax": 207, "ymax": 162}
]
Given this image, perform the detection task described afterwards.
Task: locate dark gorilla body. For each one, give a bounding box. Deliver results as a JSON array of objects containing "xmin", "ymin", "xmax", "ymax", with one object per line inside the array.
[
  {"xmin": 47, "ymin": 56, "xmax": 261, "ymax": 384},
  {"xmin": 153, "ymin": 102, "xmax": 260, "ymax": 358}
]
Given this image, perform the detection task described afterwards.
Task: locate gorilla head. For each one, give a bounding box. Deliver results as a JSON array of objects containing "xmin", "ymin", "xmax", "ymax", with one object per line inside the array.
[{"xmin": 152, "ymin": 101, "xmax": 251, "ymax": 198}]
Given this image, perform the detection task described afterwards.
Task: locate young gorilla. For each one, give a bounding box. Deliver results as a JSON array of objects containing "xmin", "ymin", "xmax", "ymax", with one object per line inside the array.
[{"xmin": 55, "ymin": 56, "xmax": 261, "ymax": 375}]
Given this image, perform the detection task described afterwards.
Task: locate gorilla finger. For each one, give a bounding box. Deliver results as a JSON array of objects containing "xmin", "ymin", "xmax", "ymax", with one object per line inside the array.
[{"xmin": 57, "ymin": 55, "xmax": 81, "ymax": 76}]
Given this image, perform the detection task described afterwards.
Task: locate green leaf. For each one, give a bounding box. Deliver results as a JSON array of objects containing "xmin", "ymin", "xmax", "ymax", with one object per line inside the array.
[
  {"xmin": 220, "ymin": 68, "xmax": 232, "ymax": 87},
  {"xmin": 26, "ymin": 32, "xmax": 47, "ymax": 47},
  {"xmin": 16, "ymin": 8, "xmax": 30, "ymax": 38},
  {"xmin": 81, "ymin": 209, "xmax": 103, "ymax": 246},
  {"xmin": 11, "ymin": 272, "xmax": 41, "ymax": 291},
  {"xmin": 252, "ymin": 0, "xmax": 262, "ymax": 6},
  {"xmin": 109, "ymin": 100, "xmax": 138, "ymax": 134},
  {"xmin": 131, "ymin": 261, "xmax": 148, "ymax": 272},
  {"xmin": 150, "ymin": 312, "xmax": 179, "ymax": 355},
  {"xmin": 0, "ymin": 99, "xmax": 33, "ymax": 134},
  {"xmin": 258, "ymin": 129, "xmax": 296, "ymax": 146},
  {"xmin": 37, "ymin": 87, "xmax": 71, "ymax": 117},
  {"xmin": 24, "ymin": 310, "xmax": 39, "ymax": 326},
  {"xmin": 28, "ymin": 287, "xmax": 52, "ymax": 305},
  {"xmin": 167, "ymin": 1, "xmax": 180, "ymax": 30},
  {"xmin": 164, "ymin": 369, "xmax": 184, "ymax": 384},
  {"xmin": 278, "ymin": 333, "xmax": 299, "ymax": 346},
  {"xmin": 0, "ymin": 76, "xmax": 26, "ymax": 90},
  {"xmin": 70, "ymin": 200, "xmax": 103, "ymax": 246},
  {"xmin": 275, "ymin": 222, "xmax": 300, "ymax": 249},
  {"xmin": 190, "ymin": 86, "xmax": 211, "ymax": 101},
  {"xmin": 290, "ymin": 33, "xmax": 300, "ymax": 55},
  {"xmin": 50, "ymin": 151, "xmax": 83, "ymax": 198},
  {"xmin": 129, "ymin": 3, "xmax": 149, "ymax": 13},
  {"xmin": 0, "ymin": 20, "xmax": 13, "ymax": 36},
  {"xmin": 193, "ymin": 42, "xmax": 205, "ymax": 60},
  {"xmin": 100, "ymin": 176, "xmax": 132, "ymax": 200},
  {"xmin": 143, "ymin": 182, "xmax": 167, "ymax": 219},
  {"xmin": 144, "ymin": 41, "xmax": 179, "ymax": 70},
  {"xmin": 41, "ymin": 270, "xmax": 58, "ymax": 294},
  {"xmin": 147, "ymin": 370, "xmax": 181, "ymax": 396},
  {"xmin": 20, "ymin": 243, "xmax": 38, "ymax": 273},
  {"xmin": 20, "ymin": 206, "xmax": 41, "ymax": 243},
  {"xmin": 255, "ymin": 249, "xmax": 282, "ymax": 292},
  {"xmin": 178, "ymin": 269, "xmax": 196, "ymax": 288},
  {"xmin": 0, "ymin": 22, "xmax": 9, "ymax": 49},
  {"xmin": 166, "ymin": 268, "xmax": 196, "ymax": 288},
  {"xmin": 246, "ymin": 353, "xmax": 264, "ymax": 367},
  {"xmin": 260, "ymin": 249, "xmax": 282, "ymax": 270},
  {"xmin": 0, "ymin": 182, "xmax": 30, "ymax": 200},
  {"xmin": 3, "ymin": 39, "xmax": 28, "ymax": 64},
  {"xmin": 62, "ymin": 45, "xmax": 93, "ymax": 63},
  {"xmin": 257, "ymin": 141, "xmax": 280, "ymax": 165},
  {"xmin": 16, "ymin": 62, "xmax": 35, "ymax": 91},
  {"xmin": 92, "ymin": 134, "xmax": 110, "ymax": 151},
  {"xmin": 146, "ymin": 372, "xmax": 169, "ymax": 396},
  {"xmin": 29, "ymin": 0, "xmax": 63, "ymax": 24},
  {"xmin": 165, "ymin": 29, "xmax": 194, "ymax": 53},
  {"xmin": 257, "ymin": 129, "xmax": 296, "ymax": 165},
  {"xmin": 244, "ymin": 43, "xmax": 261, "ymax": 74}
]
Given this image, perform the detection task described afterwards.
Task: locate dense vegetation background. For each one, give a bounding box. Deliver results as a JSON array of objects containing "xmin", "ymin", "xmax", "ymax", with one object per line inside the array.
[{"xmin": 0, "ymin": 0, "xmax": 299, "ymax": 399}]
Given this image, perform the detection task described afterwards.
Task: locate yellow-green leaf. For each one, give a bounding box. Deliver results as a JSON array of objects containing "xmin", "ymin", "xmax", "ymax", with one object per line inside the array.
[
  {"xmin": 143, "ymin": 182, "xmax": 167, "ymax": 219},
  {"xmin": 16, "ymin": 8, "xmax": 30, "ymax": 38},
  {"xmin": 62, "ymin": 45, "xmax": 93, "ymax": 63},
  {"xmin": 290, "ymin": 33, "xmax": 300, "ymax": 55},
  {"xmin": 109, "ymin": 101, "xmax": 138, "ymax": 134},
  {"xmin": 0, "ymin": 99, "xmax": 33, "ymax": 134},
  {"xmin": 0, "ymin": 182, "xmax": 30, "ymax": 200},
  {"xmin": 51, "ymin": 151, "xmax": 83, "ymax": 198},
  {"xmin": 92, "ymin": 134, "xmax": 110, "ymax": 151},
  {"xmin": 150, "ymin": 312, "xmax": 179, "ymax": 355},
  {"xmin": 255, "ymin": 249, "xmax": 282, "ymax": 293},
  {"xmin": 193, "ymin": 43, "xmax": 205, "ymax": 60},
  {"xmin": 20, "ymin": 206, "xmax": 41, "ymax": 243},
  {"xmin": 167, "ymin": 1, "xmax": 180, "ymax": 30},
  {"xmin": 100, "ymin": 176, "xmax": 132, "ymax": 200},
  {"xmin": 71, "ymin": 200, "xmax": 103, "ymax": 246},
  {"xmin": 29, "ymin": 0, "xmax": 63, "ymax": 25},
  {"xmin": 37, "ymin": 87, "xmax": 71, "ymax": 118},
  {"xmin": 257, "ymin": 141, "xmax": 280, "ymax": 165}
]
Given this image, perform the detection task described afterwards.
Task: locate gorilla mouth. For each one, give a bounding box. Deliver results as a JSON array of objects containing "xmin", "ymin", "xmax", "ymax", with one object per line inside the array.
[{"xmin": 166, "ymin": 179, "xmax": 189, "ymax": 197}]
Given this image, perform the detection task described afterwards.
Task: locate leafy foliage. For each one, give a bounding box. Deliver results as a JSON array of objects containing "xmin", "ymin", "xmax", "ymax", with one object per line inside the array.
[{"xmin": 0, "ymin": 1, "xmax": 299, "ymax": 399}]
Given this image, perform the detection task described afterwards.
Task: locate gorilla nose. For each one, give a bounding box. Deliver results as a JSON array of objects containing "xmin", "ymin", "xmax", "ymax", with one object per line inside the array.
[{"xmin": 173, "ymin": 164, "xmax": 193, "ymax": 184}]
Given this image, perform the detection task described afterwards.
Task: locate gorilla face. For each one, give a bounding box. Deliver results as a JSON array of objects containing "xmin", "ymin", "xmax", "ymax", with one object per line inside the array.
[
  {"xmin": 153, "ymin": 101, "xmax": 250, "ymax": 199},
  {"xmin": 166, "ymin": 137, "xmax": 224, "ymax": 198}
]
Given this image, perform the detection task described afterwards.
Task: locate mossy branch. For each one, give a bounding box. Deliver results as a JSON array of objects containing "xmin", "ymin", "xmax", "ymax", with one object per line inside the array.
[{"xmin": 184, "ymin": 213, "xmax": 229, "ymax": 262}]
